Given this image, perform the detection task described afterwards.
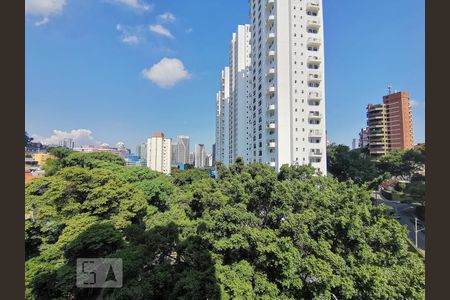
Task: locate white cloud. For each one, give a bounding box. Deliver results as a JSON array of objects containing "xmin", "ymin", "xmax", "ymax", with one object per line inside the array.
[
  {"xmin": 32, "ymin": 129, "xmax": 99, "ymax": 146},
  {"xmin": 25, "ymin": 0, "xmax": 66, "ymax": 25},
  {"xmin": 34, "ymin": 17, "xmax": 49, "ymax": 26},
  {"xmin": 142, "ymin": 58, "xmax": 191, "ymax": 88},
  {"xmin": 185, "ymin": 28, "xmax": 193, "ymax": 34},
  {"xmin": 158, "ymin": 12, "xmax": 176, "ymax": 23},
  {"xmin": 122, "ymin": 35, "xmax": 140, "ymax": 44},
  {"xmin": 116, "ymin": 23, "xmax": 142, "ymax": 45},
  {"xmin": 111, "ymin": 0, "xmax": 153, "ymax": 12},
  {"xmin": 149, "ymin": 24, "xmax": 174, "ymax": 39}
]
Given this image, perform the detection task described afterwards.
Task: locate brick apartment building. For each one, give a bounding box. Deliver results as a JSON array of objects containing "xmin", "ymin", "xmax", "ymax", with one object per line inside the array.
[{"xmin": 366, "ymin": 91, "xmax": 414, "ymax": 157}]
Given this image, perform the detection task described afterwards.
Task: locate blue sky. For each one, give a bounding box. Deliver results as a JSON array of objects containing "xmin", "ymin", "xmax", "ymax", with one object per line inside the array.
[{"xmin": 26, "ymin": 0, "xmax": 425, "ymax": 152}]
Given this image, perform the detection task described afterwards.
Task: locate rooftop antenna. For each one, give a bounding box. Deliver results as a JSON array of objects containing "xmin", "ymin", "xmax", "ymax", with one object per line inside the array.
[{"xmin": 387, "ymin": 85, "xmax": 392, "ymax": 95}]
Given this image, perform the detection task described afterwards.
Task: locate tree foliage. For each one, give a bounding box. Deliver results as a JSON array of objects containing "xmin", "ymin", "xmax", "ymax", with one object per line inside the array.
[{"xmin": 26, "ymin": 154, "xmax": 425, "ymax": 300}]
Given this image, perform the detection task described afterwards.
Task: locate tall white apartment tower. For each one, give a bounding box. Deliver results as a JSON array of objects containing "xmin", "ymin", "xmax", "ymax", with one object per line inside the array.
[
  {"xmin": 195, "ymin": 144, "xmax": 207, "ymax": 169},
  {"xmin": 229, "ymin": 25, "xmax": 252, "ymax": 164},
  {"xmin": 248, "ymin": 0, "xmax": 327, "ymax": 173},
  {"xmin": 215, "ymin": 67, "xmax": 231, "ymax": 165},
  {"xmin": 147, "ymin": 132, "xmax": 172, "ymax": 175}
]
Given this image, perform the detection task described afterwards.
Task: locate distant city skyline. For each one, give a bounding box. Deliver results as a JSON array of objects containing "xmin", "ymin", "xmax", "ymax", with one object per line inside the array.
[{"xmin": 26, "ymin": 0, "xmax": 424, "ymax": 149}]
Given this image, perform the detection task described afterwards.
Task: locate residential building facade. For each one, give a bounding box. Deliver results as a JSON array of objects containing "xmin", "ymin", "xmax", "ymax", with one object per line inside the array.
[
  {"xmin": 229, "ymin": 24, "xmax": 252, "ymax": 164},
  {"xmin": 366, "ymin": 91, "xmax": 414, "ymax": 157},
  {"xmin": 358, "ymin": 127, "xmax": 369, "ymax": 149},
  {"xmin": 195, "ymin": 144, "xmax": 207, "ymax": 169},
  {"xmin": 176, "ymin": 135, "xmax": 190, "ymax": 164},
  {"xmin": 147, "ymin": 132, "xmax": 172, "ymax": 175},
  {"xmin": 215, "ymin": 67, "xmax": 231, "ymax": 165},
  {"xmin": 215, "ymin": 0, "xmax": 328, "ymax": 173},
  {"xmin": 383, "ymin": 91, "xmax": 414, "ymax": 150}
]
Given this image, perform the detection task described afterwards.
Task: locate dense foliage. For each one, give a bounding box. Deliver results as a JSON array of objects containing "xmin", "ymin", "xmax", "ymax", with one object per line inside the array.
[
  {"xmin": 327, "ymin": 143, "xmax": 426, "ymax": 187},
  {"xmin": 26, "ymin": 152, "xmax": 425, "ymax": 299}
]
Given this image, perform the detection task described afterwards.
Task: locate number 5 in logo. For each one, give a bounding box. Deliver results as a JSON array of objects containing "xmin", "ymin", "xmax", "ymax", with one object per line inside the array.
[{"xmin": 81, "ymin": 261, "xmax": 96, "ymax": 285}]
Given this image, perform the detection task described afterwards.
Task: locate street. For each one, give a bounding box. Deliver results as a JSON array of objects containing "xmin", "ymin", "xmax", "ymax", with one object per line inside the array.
[{"xmin": 372, "ymin": 191, "xmax": 425, "ymax": 250}]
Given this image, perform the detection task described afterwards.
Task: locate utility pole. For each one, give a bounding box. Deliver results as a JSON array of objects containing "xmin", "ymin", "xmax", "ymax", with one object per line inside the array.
[
  {"xmin": 415, "ymin": 217, "xmax": 425, "ymax": 248},
  {"xmin": 415, "ymin": 218, "xmax": 418, "ymax": 247}
]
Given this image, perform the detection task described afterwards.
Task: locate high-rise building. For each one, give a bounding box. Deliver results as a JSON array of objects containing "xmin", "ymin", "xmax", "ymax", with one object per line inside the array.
[
  {"xmin": 216, "ymin": 67, "xmax": 230, "ymax": 165},
  {"xmin": 212, "ymin": 143, "xmax": 216, "ymax": 166},
  {"xmin": 366, "ymin": 90, "xmax": 414, "ymax": 157},
  {"xmin": 229, "ymin": 25, "xmax": 252, "ymax": 164},
  {"xmin": 367, "ymin": 103, "xmax": 389, "ymax": 156},
  {"xmin": 59, "ymin": 138, "xmax": 75, "ymax": 149},
  {"xmin": 383, "ymin": 91, "xmax": 414, "ymax": 151},
  {"xmin": 189, "ymin": 152, "xmax": 195, "ymax": 165},
  {"xmin": 195, "ymin": 144, "xmax": 207, "ymax": 169},
  {"xmin": 215, "ymin": 0, "xmax": 327, "ymax": 173},
  {"xmin": 171, "ymin": 142, "xmax": 178, "ymax": 165},
  {"xmin": 352, "ymin": 138, "xmax": 358, "ymax": 150},
  {"xmin": 358, "ymin": 128, "xmax": 369, "ymax": 149},
  {"xmin": 135, "ymin": 143, "xmax": 147, "ymax": 160},
  {"xmin": 147, "ymin": 132, "xmax": 172, "ymax": 175},
  {"xmin": 176, "ymin": 135, "xmax": 190, "ymax": 164}
]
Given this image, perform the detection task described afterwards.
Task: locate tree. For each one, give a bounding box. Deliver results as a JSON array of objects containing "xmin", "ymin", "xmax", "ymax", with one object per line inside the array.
[
  {"xmin": 327, "ymin": 144, "xmax": 378, "ymax": 184},
  {"xmin": 26, "ymin": 158, "xmax": 425, "ymax": 300}
]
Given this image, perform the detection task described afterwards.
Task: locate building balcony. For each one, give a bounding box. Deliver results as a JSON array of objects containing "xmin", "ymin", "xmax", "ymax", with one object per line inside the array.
[
  {"xmin": 267, "ymin": 122, "xmax": 276, "ymax": 130},
  {"xmin": 308, "ymin": 72, "xmax": 322, "ymax": 82},
  {"xmin": 269, "ymin": 161, "xmax": 276, "ymax": 167},
  {"xmin": 268, "ymin": 104, "xmax": 276, "ymax": 111},
  {"xmin": 267, "ymin": 14, "xmax": 275, "ymax": 25},
  {"xmin": 267, "ymin": 68, "xmax": 276, "ymax": 78},
  {"xmin": 268, "ymin": 142, "xmax": 276, "ymax": 149},
  {"xmin": 268, "ymin": 86, "xmax": 276, "ymax": 95},
  {"xmin": 267, "ymin": 0, "xmax": 275, "ymax": 10},
  {"xmin": 268, "ymin": 50, "xmax": 276, "ymax": 59},
  {"xmin": 267, "ymin": 33, "xmax": 275, "ymax": 43},
  {"xmin": 307, "ymin": 56, "xmax": 321, "ymax": 64},
  {"xmin": 367, "ymin": 114, "xmax": 385, "ymax": 120},
  {"xmin": 307, "ymin": 0, "xmax": 320, "ymax": 11},
  {"xmin": 308, "ymin": 91, "xmax": 322, "ymax": 100},
  {"xmin": 307, "ymin": 37, "xmax": 322, "ymax": 46},
  {"xmin": 309, "ymin": 129, "xmax": 323, "ymax": 137},
  {"xmin": 309, "ymin": 149, "xmax": 323, "ymax": 157},
  {"xmin": 307, "ymin": 20, "xmax": 321, "ymax": 29},
  {"xmin": 308, "ymin": 112, "xmax": 323, "ymax": 119}
]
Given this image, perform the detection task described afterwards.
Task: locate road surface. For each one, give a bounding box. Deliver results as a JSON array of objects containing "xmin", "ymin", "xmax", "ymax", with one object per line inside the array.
[{"xmin": 372, "ymin": 191, "xmax": 425, "ymax": 250}]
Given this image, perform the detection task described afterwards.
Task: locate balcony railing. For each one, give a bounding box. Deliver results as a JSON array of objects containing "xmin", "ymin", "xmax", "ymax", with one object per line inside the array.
[
  {"xmin": 309, "ymin": 149, "xmax": 323, "ymax": 157},
  {"xmin": 267, "ymin": 0, "xmax": 275, "ymax": 10},
  {"xmin": 307, "ymin": 0, "xmax": 320, "ymax": 11},
  {"xmin": 307, "ymin": 56, "xmax": 321, "ymax": 64},
  {"xmin": 308, "ymin": 91, "xmax": 322, "ymax": 100},
  {"xmin": 267, "ymin": 122, "xmax": 276, "ymax": 129},
  {"xmin": 268, "ymin": 86, "xmax": 276, "ymax": 94},
  {"xmin": 307, "ymin": 37, "xmax": 322, "ymax": 45},
  {"xmin": 308, "ymin": 72, "xmax": 322, "ymax": 82},
  {"xmin": 268, "ymin": 50, "xmax": 276, "ymax": 58},
  {"xmin": 309, "ymin": 129, "xmax": 323, "ymax": 137},
  {"xmin": 309, "ymin": 112, "xmax": 323, "ymax": 119},
  {"xmin": 307, "ymin": 20, "xmax": 321, "ymax": 28},
  {"xmin": 268, "ymin": 104, "xmax": 276, "ymax": 111},
  {"xmin": 267, "ymin": 68, "xmax": 276, "ymax": 77},
  {"xmin": 267, "ymin": 33, "xmax": 275, "ymax": 43},
  {"xmin": 268, "ymin": 142, "xmax": 276, "ymax": 148},
  {"xmin": 267, "ymin": 15, "xmax": 275, "ymax": 25}
]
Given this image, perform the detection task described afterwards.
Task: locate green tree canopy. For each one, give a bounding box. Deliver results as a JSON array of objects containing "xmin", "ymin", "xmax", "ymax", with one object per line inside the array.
[{"xmin": 26, "ymin": 153, "xmax": 425, "ymax": 300}]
